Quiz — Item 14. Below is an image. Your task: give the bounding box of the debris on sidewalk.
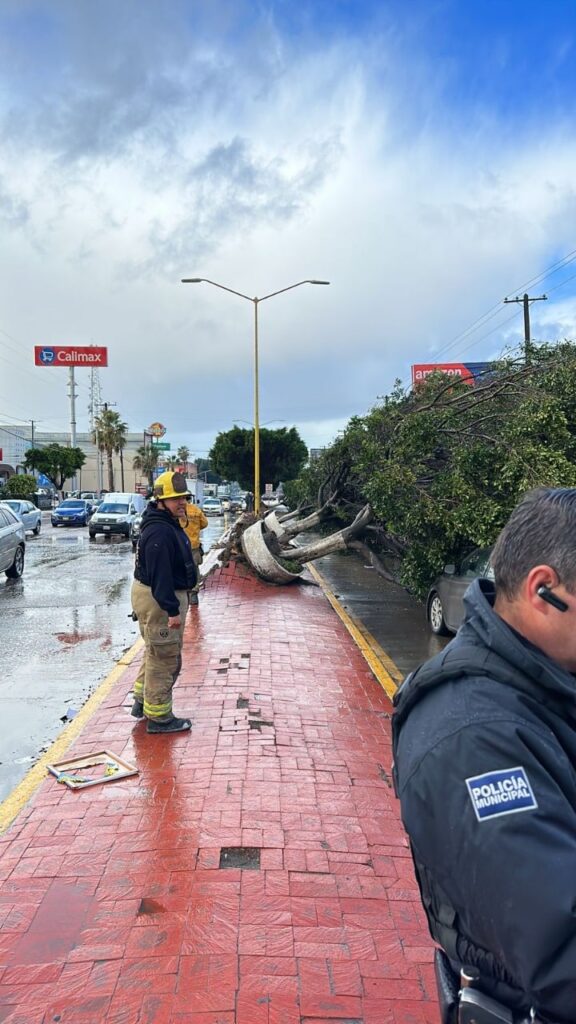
[47,749,138,789]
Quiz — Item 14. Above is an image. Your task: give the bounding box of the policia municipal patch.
[465,766,538,821]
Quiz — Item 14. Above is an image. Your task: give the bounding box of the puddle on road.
[54,631,99,645]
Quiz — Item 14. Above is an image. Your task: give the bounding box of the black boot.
[131,699,144,718]
[147,715,192,734]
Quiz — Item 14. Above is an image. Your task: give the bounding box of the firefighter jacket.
[393,577,576,1024]
[179,504,208,550]
[134,504,197,616]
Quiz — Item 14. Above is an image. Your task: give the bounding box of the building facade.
[0,426,149,492]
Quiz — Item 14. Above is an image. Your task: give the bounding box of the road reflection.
[0,512,227,800]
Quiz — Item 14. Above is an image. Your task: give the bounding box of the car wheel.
[6,545,24,579]
[428,592,450,635]
[52,523,58,528]
[33,521,41,535]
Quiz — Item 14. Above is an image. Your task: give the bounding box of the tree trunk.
[272,494,338,541]
[278,504,373,564]
[107,450,115,491]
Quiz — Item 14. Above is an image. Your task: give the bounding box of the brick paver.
[0,562,436,1023]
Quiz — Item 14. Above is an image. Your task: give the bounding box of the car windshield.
[99,503,129,514]
[60,500,85,508]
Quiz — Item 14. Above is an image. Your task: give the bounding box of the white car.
[201,497,223,516]
[0,500,42,535]
[0,505,26,578]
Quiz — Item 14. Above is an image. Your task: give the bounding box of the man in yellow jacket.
[179,499,208,604]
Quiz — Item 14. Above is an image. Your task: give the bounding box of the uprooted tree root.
[209,504,377,586]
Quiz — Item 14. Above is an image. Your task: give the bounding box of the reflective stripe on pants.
[131,580,189,720]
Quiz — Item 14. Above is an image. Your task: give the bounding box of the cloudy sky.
[1,0,576,461]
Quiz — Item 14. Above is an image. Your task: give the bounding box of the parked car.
[89,492,147,539]
[51,499,94,528]
[0,505,26,578]
[0,500,42,535]
[201,497,223,516]
[229,496,246,512]
[426,546,494,635]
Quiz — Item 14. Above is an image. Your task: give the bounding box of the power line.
[430,247,576,363]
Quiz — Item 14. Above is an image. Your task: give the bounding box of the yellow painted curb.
[307,563,403,699]
[0,637,144,835]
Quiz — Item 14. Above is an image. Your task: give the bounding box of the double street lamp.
[181,277,330,515]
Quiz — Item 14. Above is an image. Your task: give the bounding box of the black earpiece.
[536,585,569,613]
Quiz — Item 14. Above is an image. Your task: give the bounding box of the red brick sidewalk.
[0,563,437,1024]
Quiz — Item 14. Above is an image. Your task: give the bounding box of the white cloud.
[1,2,576,459]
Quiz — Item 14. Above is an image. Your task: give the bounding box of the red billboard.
[411,362,491,387]
[34,346,108,367]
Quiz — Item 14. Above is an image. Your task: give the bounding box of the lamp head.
[181,278,204,283]
[308,280,330,285]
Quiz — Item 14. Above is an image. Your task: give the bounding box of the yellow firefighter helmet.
[152,471,191,500]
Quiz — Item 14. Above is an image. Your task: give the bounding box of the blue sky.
[1,0,576,459]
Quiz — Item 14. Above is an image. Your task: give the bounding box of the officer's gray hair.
[492,488,576,599]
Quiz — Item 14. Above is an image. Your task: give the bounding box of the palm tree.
[92,408,128,492]
[132,444,160,489]
[177,445,190,468]
[163,455,180,470]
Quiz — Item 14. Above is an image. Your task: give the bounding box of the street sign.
[34,345,108,367]
[147,422,166,438]
[152,442,170,450]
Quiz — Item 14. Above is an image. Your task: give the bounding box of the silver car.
[0,499,42,535]
[0,505,26,579]
[426,546,494,635]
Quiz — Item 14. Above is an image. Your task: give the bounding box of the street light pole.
[181,277,329,515]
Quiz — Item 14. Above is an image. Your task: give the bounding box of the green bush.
[1,474,37,500]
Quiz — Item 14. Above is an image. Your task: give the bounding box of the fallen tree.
[214,341,576,591]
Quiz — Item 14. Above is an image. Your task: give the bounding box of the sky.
[1,0,576,462]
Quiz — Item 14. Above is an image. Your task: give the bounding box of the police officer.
[131,471,197,733]
[393,488,576,1024]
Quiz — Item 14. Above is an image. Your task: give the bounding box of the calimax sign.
[34,346,108,367]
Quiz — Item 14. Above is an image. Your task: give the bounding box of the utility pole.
[67,367,78,491]
[503,292,547,365]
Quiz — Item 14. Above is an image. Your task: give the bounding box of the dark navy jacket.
[393,578,576,1024]
[134,505,197,616]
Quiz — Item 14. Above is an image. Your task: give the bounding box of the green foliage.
[210,426,308,492]
[24,445,86,490]
[1,474,37,499]
[92,408,128,492]
[292,343,576,597]
[132,445,160,487]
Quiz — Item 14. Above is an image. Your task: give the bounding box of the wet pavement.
[0,559,436,1024]
[312,549,449,681]
[0,512,227,801]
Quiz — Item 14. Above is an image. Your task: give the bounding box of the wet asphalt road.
[313,548,449,681]
[0,511,226,802]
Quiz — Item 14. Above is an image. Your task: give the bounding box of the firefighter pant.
[131,580,189,721]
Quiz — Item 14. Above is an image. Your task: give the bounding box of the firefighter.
[179,498,208,605]
[131,471,197,733]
